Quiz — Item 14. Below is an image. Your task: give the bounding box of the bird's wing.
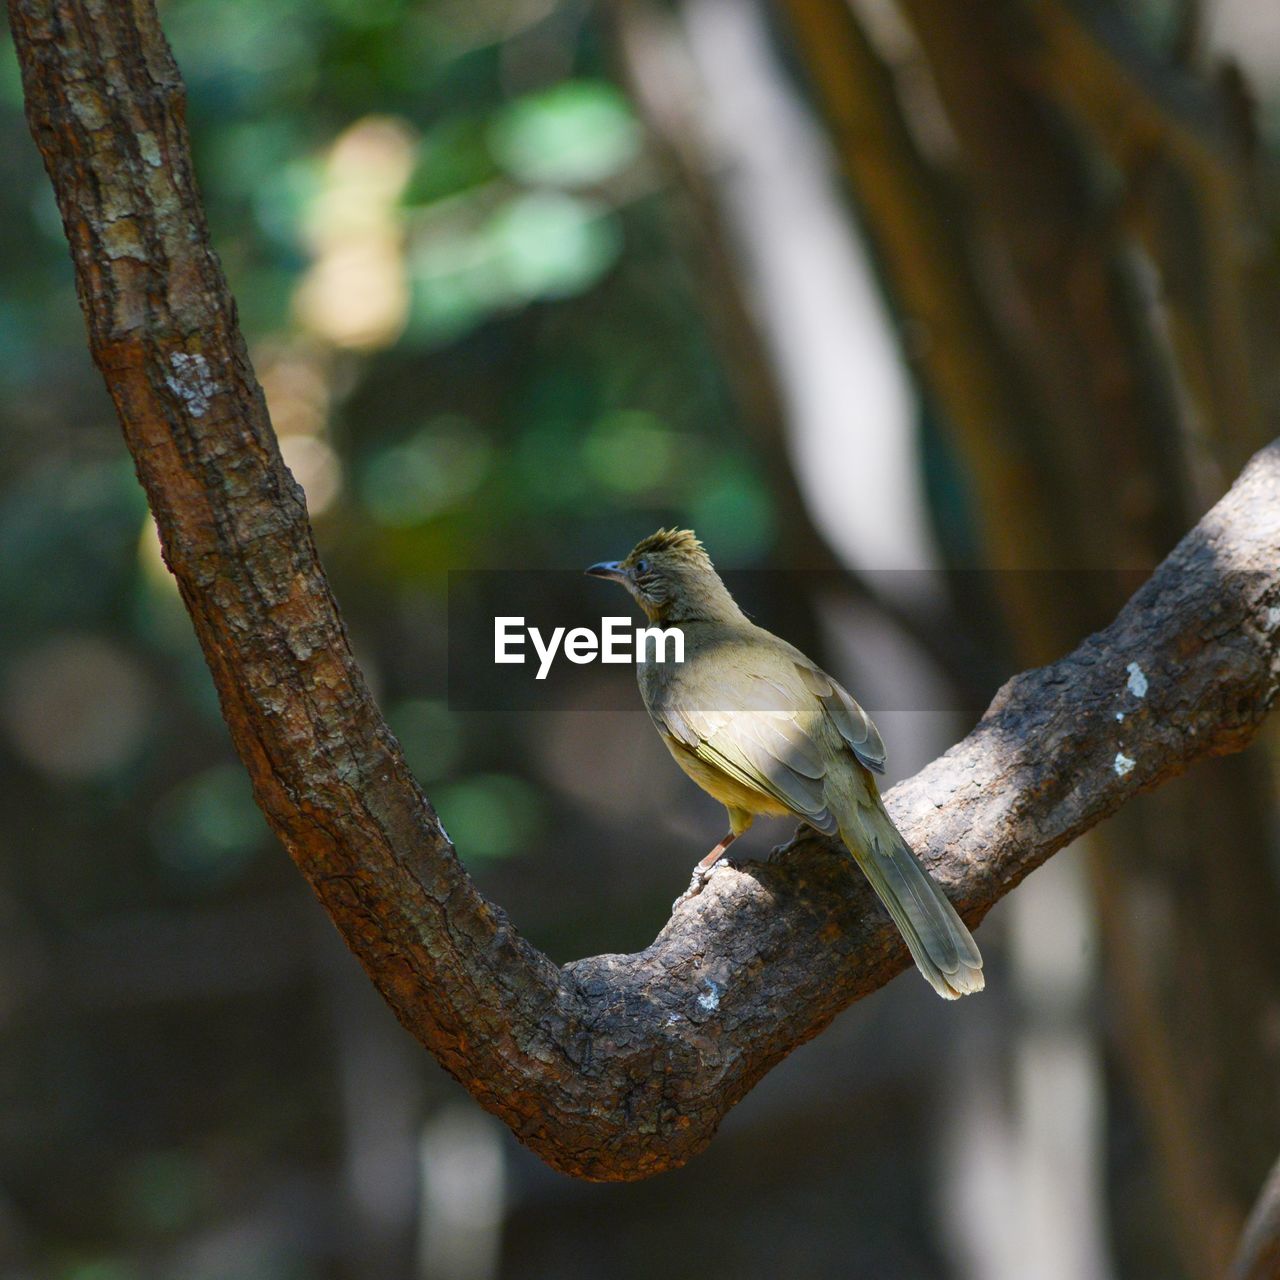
[655,670,840,833]
[794,662,887,774]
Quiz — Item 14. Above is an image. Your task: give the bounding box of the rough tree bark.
[10,0,1280,1183]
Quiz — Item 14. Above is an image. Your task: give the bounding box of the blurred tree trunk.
[609,0,1001,714]
[1234,1150,1280,1280]
[775,1,1280,1275]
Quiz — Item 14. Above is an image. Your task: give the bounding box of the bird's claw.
[672,863,717,913]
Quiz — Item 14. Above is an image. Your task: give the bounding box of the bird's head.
[586,528,741,624]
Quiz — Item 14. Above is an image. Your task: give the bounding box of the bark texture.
[10,0,1280,1182]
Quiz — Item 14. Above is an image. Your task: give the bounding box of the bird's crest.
[625,528,709,566]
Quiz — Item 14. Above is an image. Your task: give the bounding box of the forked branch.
[10,0,1280,1182]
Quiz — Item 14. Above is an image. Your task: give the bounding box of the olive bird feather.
[587,529,983,1000]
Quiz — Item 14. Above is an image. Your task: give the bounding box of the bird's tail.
[837,798,984,1000]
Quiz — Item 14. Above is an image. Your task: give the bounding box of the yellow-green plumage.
[587,528,983,1000]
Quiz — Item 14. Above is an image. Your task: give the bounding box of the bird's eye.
[635,558,650,575]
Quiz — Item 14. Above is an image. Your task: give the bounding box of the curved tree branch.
[10,0,1280,1182]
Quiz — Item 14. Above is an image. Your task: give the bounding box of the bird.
[586,528,983,1000]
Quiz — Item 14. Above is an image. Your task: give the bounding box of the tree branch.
[10,0,1280,1183]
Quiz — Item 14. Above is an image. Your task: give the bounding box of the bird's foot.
[671,861,729,913]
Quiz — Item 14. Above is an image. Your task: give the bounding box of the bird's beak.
[585,560,629,584]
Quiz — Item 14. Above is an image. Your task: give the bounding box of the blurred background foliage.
[2,0,1280,1278]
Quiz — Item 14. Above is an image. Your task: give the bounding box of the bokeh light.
[3,635,154,780]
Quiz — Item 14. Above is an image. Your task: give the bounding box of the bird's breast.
[659,732,792,818]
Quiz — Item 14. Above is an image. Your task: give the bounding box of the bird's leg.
[672,833,736,912]
[696,830,738,876]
